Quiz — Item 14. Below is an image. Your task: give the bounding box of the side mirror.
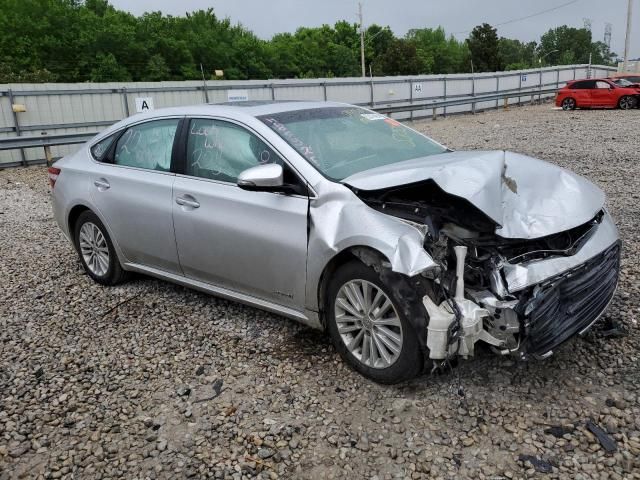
[237,163,284,191]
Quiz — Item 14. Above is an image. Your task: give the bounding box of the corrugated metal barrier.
[0,64,616,167]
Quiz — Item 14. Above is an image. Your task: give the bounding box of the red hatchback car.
[555,78,639,110]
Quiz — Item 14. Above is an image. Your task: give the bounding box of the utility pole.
[359,2,365,77]
[623,0,633,71]
[200,63,209,103]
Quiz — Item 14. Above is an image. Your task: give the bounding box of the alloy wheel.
[619,96,635,110]
[334,279,403,369]
[79,222,110,277]
[562,98,576,110]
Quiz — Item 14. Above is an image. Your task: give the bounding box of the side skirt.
[122,262,323,330]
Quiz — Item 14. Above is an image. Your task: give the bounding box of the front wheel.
[561,97,576,110]
[74,210,128,286]
[618,95,637,110]
[325,260,423,384]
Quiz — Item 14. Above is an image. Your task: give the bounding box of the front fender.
[305,185,436,313]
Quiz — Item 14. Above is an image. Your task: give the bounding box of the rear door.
[89,117,182,274]
[569,80,595,107]
[172,117,309,308]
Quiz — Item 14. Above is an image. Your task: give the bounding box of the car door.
[172,117,309,309]
[570,80,595,107]
[592,80,615,107]
[89,117,182,274]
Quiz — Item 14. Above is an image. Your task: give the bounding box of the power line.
[451,0,582,36]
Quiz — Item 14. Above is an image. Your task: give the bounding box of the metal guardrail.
[0,86,559,168]
[375,87,558,114]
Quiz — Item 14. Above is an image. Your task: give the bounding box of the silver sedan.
[50,101,620,384]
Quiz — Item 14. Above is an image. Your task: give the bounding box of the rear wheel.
[74,210,128,286]
[618,95,637,110]
[561,97,576,110]
[325,260,423,384]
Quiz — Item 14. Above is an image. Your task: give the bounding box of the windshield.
[614,78,633,86]
[257,107,447,181]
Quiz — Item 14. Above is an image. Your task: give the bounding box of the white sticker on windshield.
[360,113,386,121]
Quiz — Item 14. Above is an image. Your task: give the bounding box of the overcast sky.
[110,0,639,59]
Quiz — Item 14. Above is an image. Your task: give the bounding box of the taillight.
[48,166,61,189]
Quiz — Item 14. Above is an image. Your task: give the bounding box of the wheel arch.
[66,204,127,265]
[317,246,390,329]
[68,204,91,249]
[318,244,431,358]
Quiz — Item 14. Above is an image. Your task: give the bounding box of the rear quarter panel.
[52,148,126,261]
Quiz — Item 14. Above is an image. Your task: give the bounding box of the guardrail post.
[516,72,522,106]
[370,77,375,107]
[539,69,543,103]
[556,68,560,89]
[322,82,327,101]
[409,79,414,121]
[7,89,27,166]
[443,77,447,117]
[471,75,476,114]
[44,144,53,166]
[271,83,276,101]
[495,76,500,109]
[121,87,130,117]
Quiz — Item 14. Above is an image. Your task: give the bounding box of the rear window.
[90,134,117,161]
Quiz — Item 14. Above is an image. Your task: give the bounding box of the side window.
[185,119,280,183]
[113,119,179,171]
[596,81,611,89]
[90,134,117,162]
[573,81,595,89]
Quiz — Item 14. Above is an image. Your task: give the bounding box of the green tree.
[144,54,170,81]
[466,23,501,72]
[538,26,592,65]
[90,52,131,81]
[375,39,423,76]
[498,38,537,70]
[407,27,469,73]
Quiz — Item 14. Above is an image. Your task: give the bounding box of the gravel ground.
[1,104,639,480]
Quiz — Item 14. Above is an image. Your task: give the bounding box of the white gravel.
[1,104,639,479]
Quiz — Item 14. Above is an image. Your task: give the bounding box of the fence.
[0,64,616,167]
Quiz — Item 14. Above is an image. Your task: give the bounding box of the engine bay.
[350,180,617,363]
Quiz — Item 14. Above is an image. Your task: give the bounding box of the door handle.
[94,178,110,190]
[175,195,200,209]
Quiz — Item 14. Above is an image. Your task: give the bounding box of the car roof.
[92,100,358,144]
[124,100,352,123]
[568,78,611,83]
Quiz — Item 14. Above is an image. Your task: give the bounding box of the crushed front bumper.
[483,211,620,359]
[518,241,620,358]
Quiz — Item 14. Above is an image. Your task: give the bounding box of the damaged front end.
[350,170,620,363]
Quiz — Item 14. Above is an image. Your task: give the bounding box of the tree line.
[0,0,617,83]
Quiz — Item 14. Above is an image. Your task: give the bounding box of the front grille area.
[523,242,620,357]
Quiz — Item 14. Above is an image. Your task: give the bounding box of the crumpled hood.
[342,150,605,239]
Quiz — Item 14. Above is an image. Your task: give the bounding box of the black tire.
[325,260,423,384]
[561,97,576,110]
[74,210,128,286]
[618,95,637,110]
